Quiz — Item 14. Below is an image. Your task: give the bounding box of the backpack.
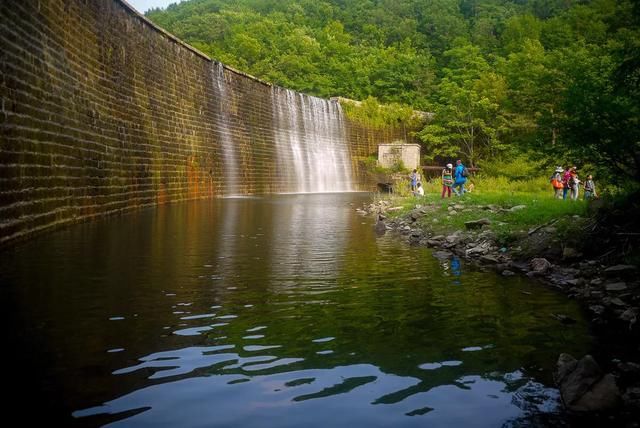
[461,167,469,178]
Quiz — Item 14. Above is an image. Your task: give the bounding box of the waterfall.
[212,62,239,195]
[272,87,353,193]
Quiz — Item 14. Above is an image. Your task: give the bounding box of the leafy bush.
[341,97,423,129]
[477,154,546,181]
[472,176,550,193]
[357,155,408,174]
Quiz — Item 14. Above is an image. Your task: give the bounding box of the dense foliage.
[147,0,640,183]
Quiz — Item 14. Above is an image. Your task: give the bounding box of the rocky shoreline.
[361,198,640,420]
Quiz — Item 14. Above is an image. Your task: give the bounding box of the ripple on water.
[75,361,562,427]
[180,313,216,320]
[217,315,238,320]
[311,337,335,343]
[418,360,463,371]
[243,345,282,352]
[461,346,487,352]
[80,337,562,425]
[173,326,213,336]
[242,335,265,340]
[112,345,237,379]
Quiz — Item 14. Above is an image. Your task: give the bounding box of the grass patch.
[382,177,589,246]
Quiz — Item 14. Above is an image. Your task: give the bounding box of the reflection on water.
[0,194,592,427]
[440,255,462,286]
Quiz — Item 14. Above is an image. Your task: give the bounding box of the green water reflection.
[0,194,592,427]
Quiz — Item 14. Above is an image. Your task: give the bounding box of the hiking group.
[410,160,470,198]
[549,166,597,201]
[441,160,468,198]
[411,161,597,201]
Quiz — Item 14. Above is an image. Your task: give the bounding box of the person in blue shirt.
[452,159,467,196]
[409,169,419,192]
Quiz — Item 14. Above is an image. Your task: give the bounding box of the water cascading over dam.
[272,87,353,193]
[0,0,416,245]
[211,62,240,195]
[212,68,353,195]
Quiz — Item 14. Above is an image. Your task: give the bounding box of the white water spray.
[272,87,353,193]
[212,62,239,195]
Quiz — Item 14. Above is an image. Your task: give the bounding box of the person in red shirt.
[569,167,580,200]
[562,166,572,200]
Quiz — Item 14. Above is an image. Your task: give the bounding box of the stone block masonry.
[0,0,413,245]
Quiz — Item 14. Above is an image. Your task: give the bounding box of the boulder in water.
[554,354,621,412]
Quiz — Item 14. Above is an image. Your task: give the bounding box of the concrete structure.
[378,144,421,170]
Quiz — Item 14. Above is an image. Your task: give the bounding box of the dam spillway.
[0,0,409,245]
[272,86,353,194]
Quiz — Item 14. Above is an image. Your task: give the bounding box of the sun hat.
[555,167,563,173]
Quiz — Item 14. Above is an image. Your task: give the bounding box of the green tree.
[419,42,508,167]
[501,39,564,149]
[557,40,640,182]
[501,14,542,54]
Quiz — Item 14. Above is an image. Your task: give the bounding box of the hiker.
[562,166,571,200]
[569,167,580,200]
[409,169,419,192]
[441,163,453,198]
[583,175,597,200]
[452,160,467,196]
[414,181,425,197]
[550,167,564,199]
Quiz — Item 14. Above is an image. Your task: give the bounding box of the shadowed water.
[0,193,592,427]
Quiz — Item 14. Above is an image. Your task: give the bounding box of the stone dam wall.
[0,0,416,245]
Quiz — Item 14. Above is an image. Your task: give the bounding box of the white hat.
[555,167,563,173]
[446,163,453,169]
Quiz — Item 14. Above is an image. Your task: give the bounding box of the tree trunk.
[551,108,556,146]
